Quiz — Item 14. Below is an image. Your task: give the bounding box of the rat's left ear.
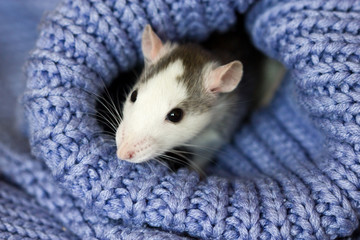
[206,61,243,93]
[141,24,163,63]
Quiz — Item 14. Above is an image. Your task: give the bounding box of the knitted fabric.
[0,1,189,239]
[0,0,358,239]
[0,1,76,239]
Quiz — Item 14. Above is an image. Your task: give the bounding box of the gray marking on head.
[138,44,219,114]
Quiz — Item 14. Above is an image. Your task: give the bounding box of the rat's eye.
[166,108,184,123]
[130,89,138,103]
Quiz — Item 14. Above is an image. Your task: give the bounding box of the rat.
[115,25,244,170]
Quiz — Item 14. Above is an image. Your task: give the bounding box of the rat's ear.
[141,24,163,63]
[206,61,243,93]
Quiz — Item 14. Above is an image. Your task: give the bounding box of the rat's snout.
[116,147,135,160]
[116,140,135,160]
[116,136,155,163]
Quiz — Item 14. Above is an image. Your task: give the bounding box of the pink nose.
[117,149,135,160]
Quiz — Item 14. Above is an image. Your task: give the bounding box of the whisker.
[154,148,206,175]
[83,88,122,126]
[79,110,119,133]
[179,143,216,153]
[163,151,207,177]
[159,145,219,164]
[146,161,156,176]
[93,117,117,133]
[153,157,175,174]
[91,131,116,139]
[115,87,124,120]
[89,130,115,137]
[156,154,187,169]
[101,84,123,125]
[168,149,205,158]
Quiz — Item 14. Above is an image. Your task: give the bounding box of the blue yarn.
[0,0,359,239]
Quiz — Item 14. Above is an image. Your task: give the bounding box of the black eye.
[166,108,184,123]
[130,89,138,103]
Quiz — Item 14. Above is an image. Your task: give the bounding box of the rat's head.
[115,25,243,163]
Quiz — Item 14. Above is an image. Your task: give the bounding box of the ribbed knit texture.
[0,0,359,239]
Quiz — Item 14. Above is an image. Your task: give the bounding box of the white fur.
[116,59,212,163]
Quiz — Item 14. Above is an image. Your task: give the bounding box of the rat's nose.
[126,151,135,159]
[117,147,135,160]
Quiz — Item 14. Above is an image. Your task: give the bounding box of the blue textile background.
[0,0,359,239]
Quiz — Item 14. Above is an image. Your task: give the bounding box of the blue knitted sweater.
[0,0,359,239]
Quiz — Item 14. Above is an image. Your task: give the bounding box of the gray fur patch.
[139,44,218,114]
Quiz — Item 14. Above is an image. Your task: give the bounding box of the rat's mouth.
[125,153,149,163]
[121,151,162,164]
[116,134,158,163]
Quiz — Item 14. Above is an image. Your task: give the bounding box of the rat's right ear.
[206,61,243,93]
[141,25,163,63]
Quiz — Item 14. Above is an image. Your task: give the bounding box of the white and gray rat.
[115,25,244,169]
